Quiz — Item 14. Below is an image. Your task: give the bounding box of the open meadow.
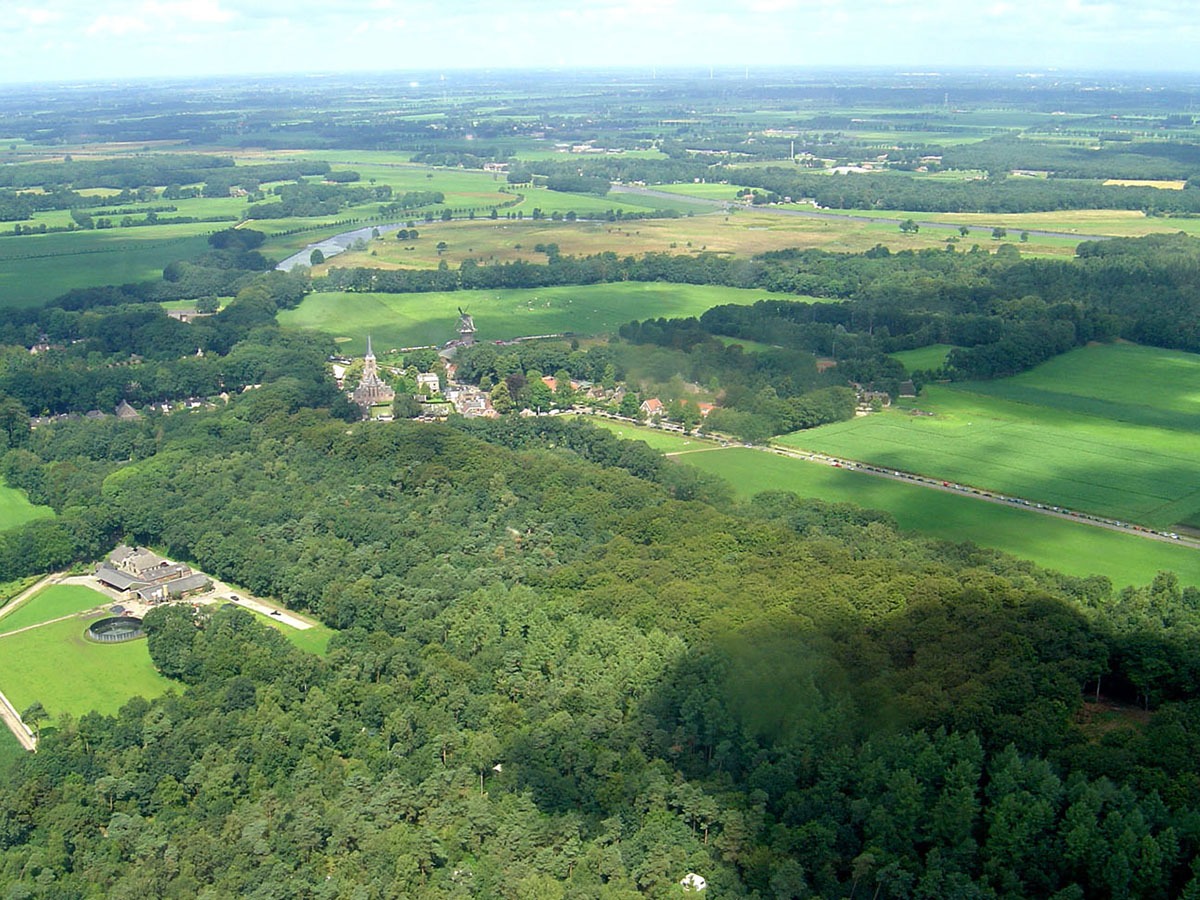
[0,584,109,634]
[579,416,723,454]
[779,344,1200,529]
[322,205,1037,272]
[0,606,174,726]
[680,447,1200,589]
[279,283,799,354]
[246,610,335,656]
[0,479,53,532]
[0,582,333,734]
[654,180,1200,243]
[889,343,957,372]
[0,228,215,308]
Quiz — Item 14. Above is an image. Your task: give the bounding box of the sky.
[2,0,1198,85]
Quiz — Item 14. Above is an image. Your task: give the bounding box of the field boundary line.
[762,443,1200,550]
[0,611,95,640]
[0,573,63,624]
[665,447,731,457]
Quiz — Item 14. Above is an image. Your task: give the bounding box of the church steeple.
[351,334,394,415]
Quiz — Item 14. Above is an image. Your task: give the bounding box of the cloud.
[143,0,235,24]
[16,7,64,26]
[3,0,1200,82]
[87,14,151,37]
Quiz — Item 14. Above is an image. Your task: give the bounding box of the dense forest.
[1,394,1200,895]
[7,69,1200,896]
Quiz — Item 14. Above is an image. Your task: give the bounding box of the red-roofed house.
[640,397,664,417]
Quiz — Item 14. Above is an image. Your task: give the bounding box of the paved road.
[609,184,1114,242]
[0,689,35,752]
[583,412,1198,552]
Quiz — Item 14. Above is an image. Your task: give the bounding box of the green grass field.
[890,344,957,372]
[246,609,335,656]
[965,343,1200,432]
[0,584,111,634]
[0,612,174,725]
[778,344,1200,529]
[0,228,215,307]
[580,416,720,454]
[680,448,1200,589]
[0,479,54,532]
[280,283,793,355]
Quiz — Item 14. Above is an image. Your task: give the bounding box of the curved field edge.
[678,447,1200,590]
[0,612,174,726]
[0,478,55,533]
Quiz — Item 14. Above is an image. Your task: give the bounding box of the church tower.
[352,335,395,413]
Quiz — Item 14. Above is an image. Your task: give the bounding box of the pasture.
[279,283,798,355]
[0,610,174,726]
[680,447,1200,589]
[889,343,956,372]
[580,416,721,454]
[0,479,53,532]
[0,228,214,308]
[778,344,1200,529]
[325,207,1016,272]
[964,343,1200,431]
[0,584,108,635]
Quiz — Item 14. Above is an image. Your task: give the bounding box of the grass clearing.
[246,609,335,656]
[778,344,1200,528]
[0,478,54,532]
[1103,179,1186,189]
[890,344,956,372]
[0,612,173,725]
[580,416,719,454]
[680,448,1200,588]
[280,283,797,355]
[0,584,111,634]
[326,204,1076,272]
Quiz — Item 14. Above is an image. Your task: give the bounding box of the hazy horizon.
[3,0,1198,86]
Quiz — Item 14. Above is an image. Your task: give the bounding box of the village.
[331,309,900,429]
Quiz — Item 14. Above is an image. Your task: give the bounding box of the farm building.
[115,400,141,421]
[95,546,210,602]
